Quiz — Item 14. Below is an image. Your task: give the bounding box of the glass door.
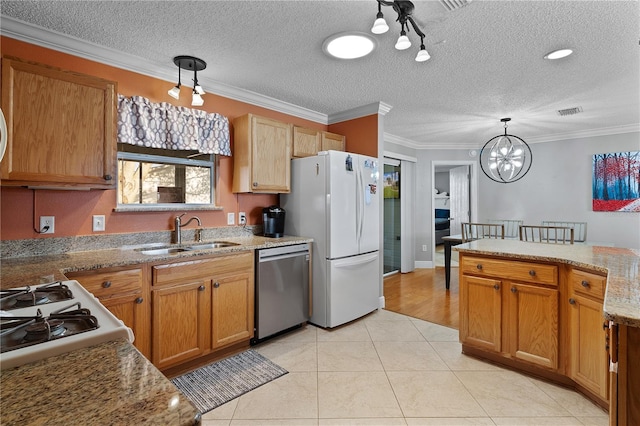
[383,160,401,275]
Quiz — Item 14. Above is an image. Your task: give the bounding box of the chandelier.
[479,118,533,183]
[167,55,206,106]
[371,0,431,62]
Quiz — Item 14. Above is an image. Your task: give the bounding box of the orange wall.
[329,114,379,158]
[0,37,331,240]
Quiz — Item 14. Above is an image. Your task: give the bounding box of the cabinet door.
[101,292,151,359]
[152,281,211,369]
[508,283,559,369]
[460,275,502,352]
[212,272,254,349]
[292,126,320,158]
[1,56,116,188]
[569,293,609,400]
[321,131,345,152]
[251,115,291,192]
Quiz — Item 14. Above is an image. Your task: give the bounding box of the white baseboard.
[378,296,385,309]
[415,261,433,269]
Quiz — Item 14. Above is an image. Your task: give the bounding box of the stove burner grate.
[23,319,66,341]
[0,282,74,311]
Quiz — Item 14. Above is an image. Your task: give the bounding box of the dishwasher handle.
[258,251,310,263]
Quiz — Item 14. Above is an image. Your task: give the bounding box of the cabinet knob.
[104,175,112,181]
[102,281,112,288]
[213,282,220,288]
[198,285,205,291]
[493,284,500,290]
[510,287,517,293]
[581,280,590,288]
[569,298,576,305]
[252,182,258,187]
[135,297,143,304]
[476,264,483,270]
[529,270,536,277]
[603,321,609,331]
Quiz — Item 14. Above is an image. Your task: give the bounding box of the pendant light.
[479,118,533,183]
[168,55,207,106]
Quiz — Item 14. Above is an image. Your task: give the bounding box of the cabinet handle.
[569,298,576,305]
[104,175,112,181]
[476,264,483,270]
[493,284,500,290]
[198,285,205,291]
[510,287,517,293]
[581,280,590,288]
[213,282,220,288]
[529,270,536,277]
[135,297,143,304]
[102,281,112,288]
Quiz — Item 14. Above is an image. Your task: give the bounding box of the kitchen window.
[117,143,216,207]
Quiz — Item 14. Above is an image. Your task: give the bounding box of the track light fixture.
[168,55,207,106]
[479,118,533,184]
[371,0,430,62]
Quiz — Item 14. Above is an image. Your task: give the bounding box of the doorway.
[383,159,401,275]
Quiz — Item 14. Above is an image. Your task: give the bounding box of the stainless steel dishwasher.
[253,243,311,343]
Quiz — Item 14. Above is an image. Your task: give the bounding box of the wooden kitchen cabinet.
[1,55,117,189]
[151,251,254,370]
[459,254,559,370]
[568,268,609,401]
[610,324,640,426]
[321,131,345,152]
[292,126,321,158]
[232,114,291,193]
[66,266,151,359]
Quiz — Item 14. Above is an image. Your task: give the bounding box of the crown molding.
[525,123,640,144]
[0,16,328,124]
[328,102,393,124]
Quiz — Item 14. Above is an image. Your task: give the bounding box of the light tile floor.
[201,309,609,426]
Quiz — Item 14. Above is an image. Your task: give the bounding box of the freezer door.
[326,252,379,328]
[357,155,380,254]
[327,151,358,259]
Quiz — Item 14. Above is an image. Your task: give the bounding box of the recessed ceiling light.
[323,32,376,60]
[544,48,573,60]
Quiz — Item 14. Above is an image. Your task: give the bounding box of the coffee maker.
[262,206,286,238]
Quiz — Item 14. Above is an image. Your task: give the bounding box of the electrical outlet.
[239,212,246,225]
[227,212,235,225]
[40,216,55,234]
[92,215,106,232]
[422,244,427,252]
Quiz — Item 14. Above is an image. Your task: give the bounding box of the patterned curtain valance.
[117,94,231,156]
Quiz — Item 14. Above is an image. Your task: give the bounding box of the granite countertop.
[0,234,313,288]
[1,339,200,426]
[455,239,640,327]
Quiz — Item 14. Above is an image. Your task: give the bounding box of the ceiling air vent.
[557,106,583,116]
[438,0,473,12]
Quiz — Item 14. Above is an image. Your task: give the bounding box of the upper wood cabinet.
[232,114,291,193]
[321,131,345,152]
[292,126,346,158]
[1,56,117,189]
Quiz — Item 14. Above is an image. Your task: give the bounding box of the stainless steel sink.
[136,241,240,255]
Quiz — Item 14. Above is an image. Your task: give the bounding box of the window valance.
[117,94,231,156]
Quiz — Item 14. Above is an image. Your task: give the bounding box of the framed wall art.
[592,151,640,212]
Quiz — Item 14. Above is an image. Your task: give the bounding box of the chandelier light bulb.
[371,17,389,34]
[167,85,180,100]
[194,84,205,95]
[395,33,411,50]
[191,92,204,106]
[415,47,430,62]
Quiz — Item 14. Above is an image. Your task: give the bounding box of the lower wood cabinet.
[610,324,640,426]
[66,266,151,359]
[151,251,254,370]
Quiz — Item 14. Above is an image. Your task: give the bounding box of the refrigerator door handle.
[357,166,365,245]
[334,254,378,268]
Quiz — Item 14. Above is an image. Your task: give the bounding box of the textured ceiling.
[1,0,639,149]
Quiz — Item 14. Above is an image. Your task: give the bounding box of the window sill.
[113,204,224,213]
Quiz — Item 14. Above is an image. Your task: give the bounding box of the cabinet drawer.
[153,251,253,286]
[570,269,606,300]
[461,256,558,286]
[69,268,143,298]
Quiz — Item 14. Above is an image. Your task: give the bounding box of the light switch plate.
[93,215,106,232]
[227,212,235,225]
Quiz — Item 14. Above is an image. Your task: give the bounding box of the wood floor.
[383,266,459,329]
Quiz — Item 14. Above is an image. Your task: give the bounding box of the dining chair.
[541,221,587,242]
[519,225,575,244]
[461,222,505,242]
[487,219,523,238]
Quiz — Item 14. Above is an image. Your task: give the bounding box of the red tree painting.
[592,151,640,212]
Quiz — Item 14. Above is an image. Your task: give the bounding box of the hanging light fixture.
[479,118,533,184]
[370,0,430,62]
[168,55,207,106]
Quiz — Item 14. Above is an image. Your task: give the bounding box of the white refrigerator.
[281,150,381,328]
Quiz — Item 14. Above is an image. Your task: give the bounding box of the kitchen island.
[455,239,639,425]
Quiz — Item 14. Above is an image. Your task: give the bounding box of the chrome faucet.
[174,213,202,245]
